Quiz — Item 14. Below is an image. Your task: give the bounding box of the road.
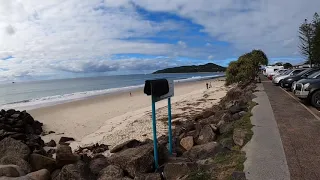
[260,77,320,180]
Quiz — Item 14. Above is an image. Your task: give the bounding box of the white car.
[272,69,305,85]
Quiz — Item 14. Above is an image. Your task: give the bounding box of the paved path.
[244,83,290,180]
[261,78,320,180]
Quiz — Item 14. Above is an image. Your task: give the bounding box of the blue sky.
[0,0,319,81]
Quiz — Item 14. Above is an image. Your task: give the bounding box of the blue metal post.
[151,96,159,169]
[167,97,173,155]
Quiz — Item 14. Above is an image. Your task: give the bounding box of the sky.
[0,0,319,81]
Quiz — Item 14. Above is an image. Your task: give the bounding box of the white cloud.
[208,55,214,60]
[177,40,187,48]
[206,43,211,47]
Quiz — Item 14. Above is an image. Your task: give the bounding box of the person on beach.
[206,83,209,89]
[130,92,132,97]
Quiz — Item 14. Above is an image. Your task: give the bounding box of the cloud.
[177,41,187,48]
[208,55,214,60]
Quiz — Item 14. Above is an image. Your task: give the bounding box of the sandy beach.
[29,78,228,150]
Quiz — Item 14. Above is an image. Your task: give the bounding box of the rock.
[182,142,219,161]
[58,160,93,180]
[134,173,161,180]
[163,162,197,180]
[89,156,109,175]
[239,111,247,117]
[29,153,56,172]
[229,104,241,114]
[233,128,247,146]
[0,156,31,174]
[232,113,241,121]
[0,137,30,160]
[221,113,232,122]
[108,143,154,177]
[98,165,124,180]
[180,136,194,151]
[26,169,51,180]
[51,169,61,180]
[220,138,234,150]
[0,165,25,177]
[46,140,56,147]
[195,125,216,145]
[47,149,56,158]
[76,143,109,155]
[56,145,78,167]
[219,122,234,134]
[110,139,142,153]
[232,171,246,180]
[58,137,75,145]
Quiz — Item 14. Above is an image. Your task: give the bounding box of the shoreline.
[29,77,228,149]
[1,75,225,111]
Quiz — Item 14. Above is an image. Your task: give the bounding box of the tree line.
[299,12,320,66]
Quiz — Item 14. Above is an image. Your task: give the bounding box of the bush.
[226,49,268,85]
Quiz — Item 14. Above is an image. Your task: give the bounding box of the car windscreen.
[308,70,320,78]
[292,69,305,75]
[283,70,293,75]
[296,69,311,76]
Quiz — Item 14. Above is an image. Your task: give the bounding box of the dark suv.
[281,68,320,89]
[293,73,320,108]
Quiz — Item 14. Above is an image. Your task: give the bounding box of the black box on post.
[144,79,169,97]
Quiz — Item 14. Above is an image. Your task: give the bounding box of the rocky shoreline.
[0,82,256,180]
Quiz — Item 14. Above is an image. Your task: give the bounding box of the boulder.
[0,156,31,174]
[134,173,161,180]
[110,139,142,153]
[232,113,241,121]
[239,111,247,117]
[45,140,56,147]
[29,153,56,172]
[182,142,219,161]
[108,143,154,177]
[98,165,124,180]
[26,169,51,180]
[51,169,61,180]
[0,137,30,160]
[56,145,78,167]
[220,138,234,150]
[219,122,233,134]
[221,113,232,122]
[58,160,93,180]
[210,124,218,132]
[0,164,25,177]
[89,156,109,175]
[195,125,216,145]
[229,104,241,114]
[180,136,194,151]
[232,171,246,180]
[163,162,197,180]
[233,129,247,147]
[58,137,75,145]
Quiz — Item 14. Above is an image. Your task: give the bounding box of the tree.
[283,63,293,69]
[299,12,320,67]
[274,62,283,66]
[226,49,268,85]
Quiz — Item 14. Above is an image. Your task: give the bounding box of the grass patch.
[213,101,257,180]
[188,170,211,180]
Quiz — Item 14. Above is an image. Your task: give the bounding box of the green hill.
[153,63,226,74]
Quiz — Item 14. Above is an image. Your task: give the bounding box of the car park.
[272,69,305,85]
[267,69,287,80]
[281,68,320,89]
[263,66,284,76]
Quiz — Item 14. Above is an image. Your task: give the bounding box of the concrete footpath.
[243,83,290,180]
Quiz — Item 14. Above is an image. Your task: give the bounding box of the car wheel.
[279,80,284,87]
[311,90,320,108]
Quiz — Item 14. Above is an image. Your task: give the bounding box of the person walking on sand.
[130,92,132,97]
[206,83,209,89]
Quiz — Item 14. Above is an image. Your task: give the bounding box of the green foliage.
[274,62,283,66]
[188,170,211,180]
[153,63,226,74]
[226,50,268,85]
[299,12,320,66]
[283,62,293,69]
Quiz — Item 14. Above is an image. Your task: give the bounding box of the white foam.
[1,74,224,110]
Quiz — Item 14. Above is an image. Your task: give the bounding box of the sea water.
[0,73,224,110]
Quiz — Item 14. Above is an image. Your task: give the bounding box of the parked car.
[281,68,320,89]
[293,78,320,108]
[267,69,287,80]
[263,66,284,76]
[272,69,305,85]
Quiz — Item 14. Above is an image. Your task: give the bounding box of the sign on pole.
[144,79,174,169]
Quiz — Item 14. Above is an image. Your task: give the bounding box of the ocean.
[0,72,224,110]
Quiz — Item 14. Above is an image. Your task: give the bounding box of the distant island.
[153,63,226,74]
